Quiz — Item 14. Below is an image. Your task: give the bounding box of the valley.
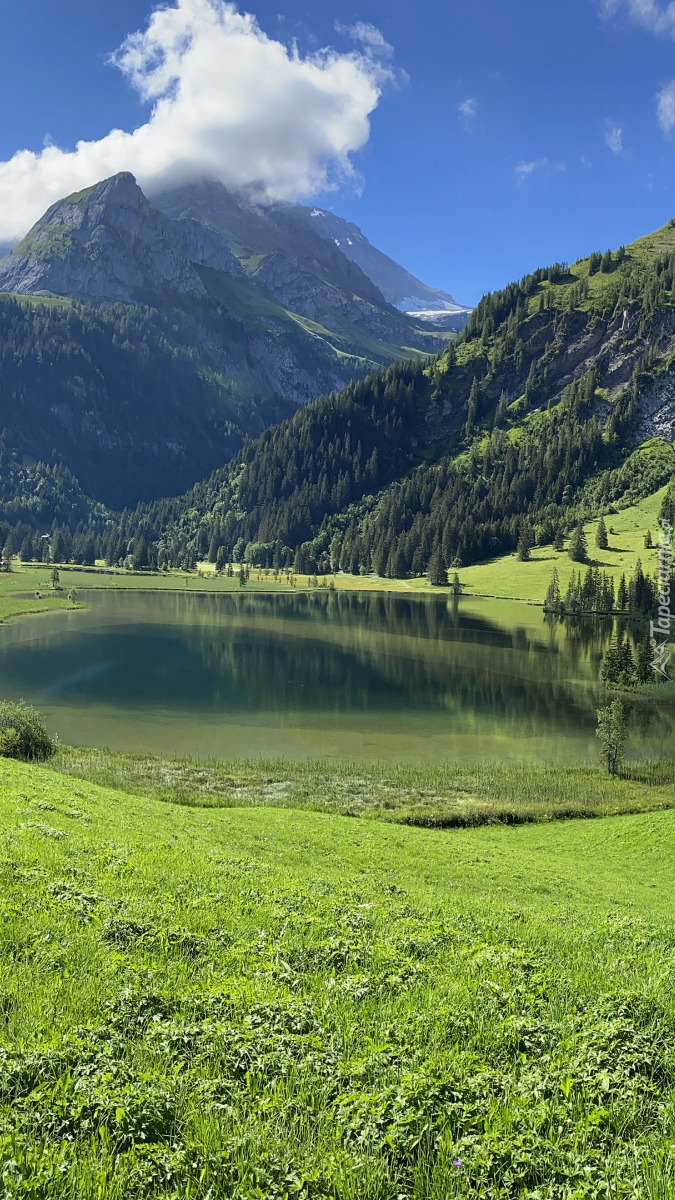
[1,174,675,1199]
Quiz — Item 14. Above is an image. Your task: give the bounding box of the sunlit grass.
[53,744,675,828]
[1,755,675,1195]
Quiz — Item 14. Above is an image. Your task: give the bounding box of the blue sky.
[2,0,675,304]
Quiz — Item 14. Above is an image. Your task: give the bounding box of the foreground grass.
[1,756,675,1196]
[53,745,675,827]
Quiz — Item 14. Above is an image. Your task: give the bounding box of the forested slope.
[108,229,675,573]
[3,221,675,573]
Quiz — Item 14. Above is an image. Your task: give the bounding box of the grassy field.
[53,744,675,828]
[448,484,670,603]
[1,754,675,1197]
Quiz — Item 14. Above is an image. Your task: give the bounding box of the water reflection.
[0,590,671,762]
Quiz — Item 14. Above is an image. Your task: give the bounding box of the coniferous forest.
[2,228,675,585]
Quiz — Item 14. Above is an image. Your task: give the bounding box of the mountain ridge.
[0,173,443,506]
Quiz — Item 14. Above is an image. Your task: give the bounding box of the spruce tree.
[635,637,654,684]
[464,377,479,439]
[618,638,636,686]
[568,522,588,563]
[600,640,622,685]
[544,568,562,613]
[517,526,533,561]
[595,517,608,550]
[427,548,448,587]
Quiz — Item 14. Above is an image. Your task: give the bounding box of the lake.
[0,589,671,762]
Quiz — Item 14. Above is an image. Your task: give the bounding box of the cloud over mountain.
[0,0,391,242]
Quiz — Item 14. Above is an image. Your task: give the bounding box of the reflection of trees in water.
[626,696,675,747]
[89,589,674,747]
[183,605,601,737]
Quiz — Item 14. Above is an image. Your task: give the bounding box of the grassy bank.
[53,745,675,828]
[2,755,675,1196]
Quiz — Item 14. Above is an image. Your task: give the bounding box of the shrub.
[0,701,56,761]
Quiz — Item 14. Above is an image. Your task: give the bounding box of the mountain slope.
[0,174,441,506]
[151,180,441,344]
[274,201,471,327]
[117,227,675,571]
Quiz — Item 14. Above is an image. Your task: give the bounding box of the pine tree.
[464,377,479,439]
[568,522,588,563]
[427,548,448,586]
[517,525,533,561]
[544,568,562,613]
[617,574,628,610]
[595,516,608,550]
[601,640,622,685]
[644,529,653,549]
[635,637,654,684]
[618,638,636,685]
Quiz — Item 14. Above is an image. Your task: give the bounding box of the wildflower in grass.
[453,1158,462,1167]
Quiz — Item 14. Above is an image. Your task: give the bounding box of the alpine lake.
[0,587,671,763]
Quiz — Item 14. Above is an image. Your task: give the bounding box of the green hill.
[107,223,675,577]
[2,754,675,1196]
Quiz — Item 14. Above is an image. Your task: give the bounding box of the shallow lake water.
[0,589,671,762]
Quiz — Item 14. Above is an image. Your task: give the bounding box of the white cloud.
[458,97,478,127]
[515,157,565,184]
[599,0,675,35]
[657,79,675,130]
[604,121,624,152]
[0,0,393,242]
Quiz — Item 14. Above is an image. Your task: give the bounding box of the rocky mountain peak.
[0,172,207,304]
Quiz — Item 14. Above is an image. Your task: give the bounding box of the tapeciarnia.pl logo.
[651,518,673,679]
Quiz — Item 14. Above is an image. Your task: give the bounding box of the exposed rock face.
[0,173,211,303]
[152,180,432,347]
[274,201,471,323]
[634,373,675,444]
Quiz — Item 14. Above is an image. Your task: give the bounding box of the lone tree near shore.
[596,700,627,775]
[427,549,448,586]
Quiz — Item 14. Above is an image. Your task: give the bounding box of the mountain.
[0,174,441,507]
[150,180,454,339]
[270,202,471,330]
[108,224,675,573]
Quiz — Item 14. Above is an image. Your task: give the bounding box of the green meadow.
[1,755,675,1197]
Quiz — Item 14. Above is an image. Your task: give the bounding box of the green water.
[0,589,671,762]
